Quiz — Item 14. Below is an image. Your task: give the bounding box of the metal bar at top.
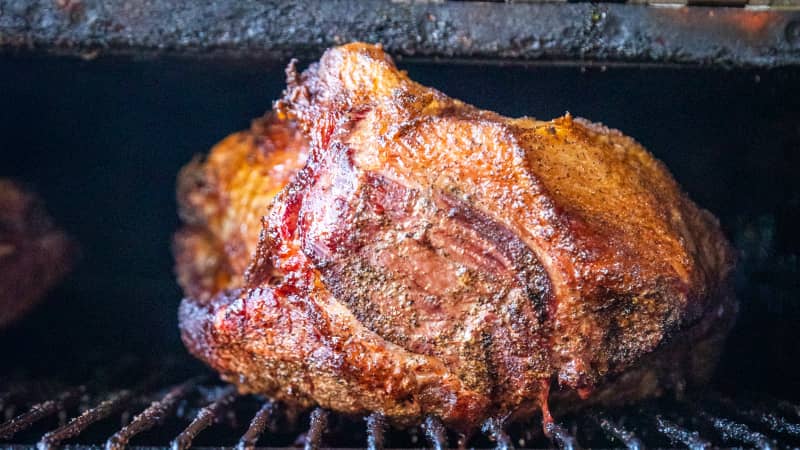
[0,0,799,67]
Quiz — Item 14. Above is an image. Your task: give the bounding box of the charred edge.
[178,296,225,371]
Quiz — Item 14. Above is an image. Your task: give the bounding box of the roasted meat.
[176,43,736,431]
[0,180,75,328]
[173,114,308,301]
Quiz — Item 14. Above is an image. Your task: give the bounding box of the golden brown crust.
[178,43,736,431]
[173,114,309,301]
[0,180,76,328]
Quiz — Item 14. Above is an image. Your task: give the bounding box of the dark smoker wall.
[0,55,799,399]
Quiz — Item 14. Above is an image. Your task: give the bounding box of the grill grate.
[365,412,387,450]
[590,414,642,450]
[39,389,134,450]
[0,387,85,441]
[482,417,513,450]
[2,368,800,449]
[655,415,713,450]
[170,385,237,450]
[237,401,275,450]
[422,416,448,450]
[106,377,202,450]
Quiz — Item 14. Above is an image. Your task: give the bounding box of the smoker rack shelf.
[2,367,800,450]
[1,0,799,68]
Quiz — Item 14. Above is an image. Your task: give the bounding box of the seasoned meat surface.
[177,43,736,431]
[174,114,308,301]
[0,180,75,328]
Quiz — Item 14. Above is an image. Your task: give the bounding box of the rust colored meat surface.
[175,43,736,431]
[173,114,309,301]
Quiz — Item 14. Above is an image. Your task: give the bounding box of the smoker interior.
[1,55,799,448]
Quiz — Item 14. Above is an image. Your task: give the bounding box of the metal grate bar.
[697,410,775,449]
[482,417,514,450]
[38,389,133,450]
[423,416,448,450]
[655,415,711,450]
[0,387,84,440]
[105,378,200,450]
[170,385,237,450]
[712,395,800,438]
[545,422,580,450]
[751,409,800,437]
[365,412,386,450]
[592,414,643,450]
[237,401,275,450]
[5,369,800,449]
[303,408,328,450]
